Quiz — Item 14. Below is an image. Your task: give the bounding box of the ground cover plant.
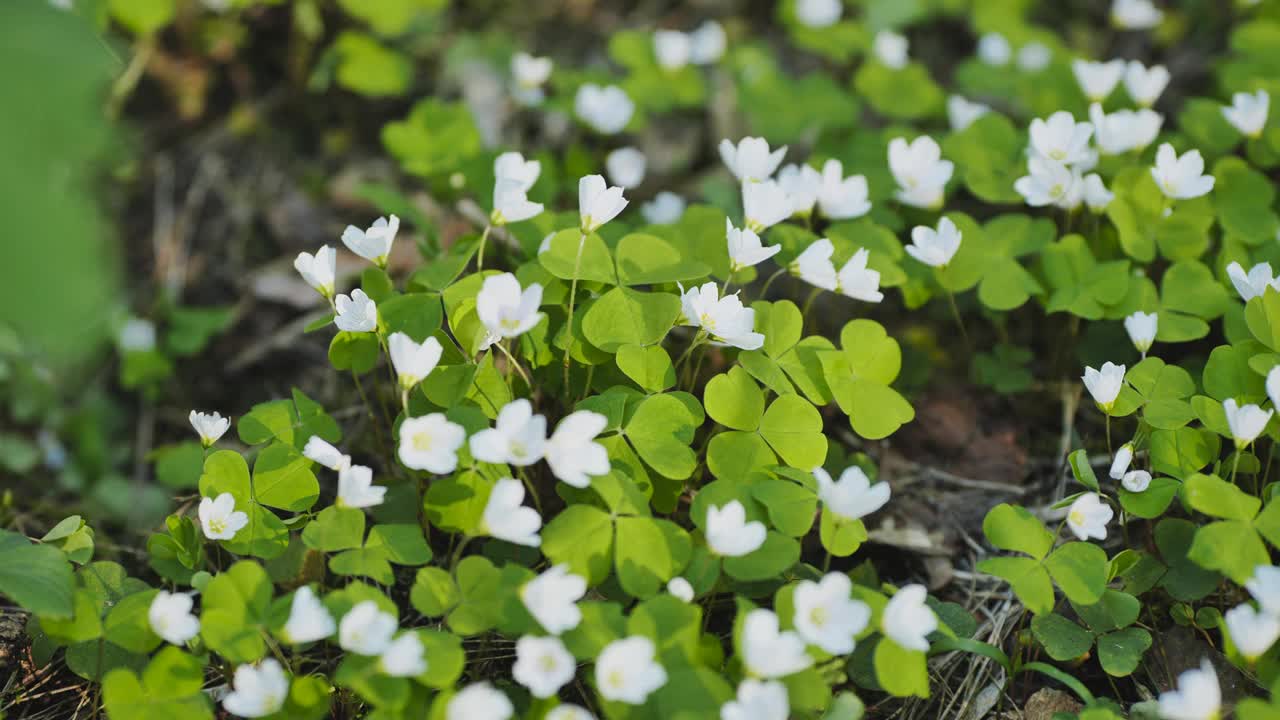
[7,0,1280,718]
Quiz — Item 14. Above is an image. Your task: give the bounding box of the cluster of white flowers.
[652,20,726,70]
[1222,565,1280,664]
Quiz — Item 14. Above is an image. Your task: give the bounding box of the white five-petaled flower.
[149,590,200,646]
[1247,565,1280,616]
[294,245,336,298]
[792,238,838,291]
[511,52,552,106]
[653,29,692,71]
[837,248,884,303]
[199,493,249,541]
[337,464,386,509]
[521,563,587,635]
[1223,89,1270,138]
[334,289,378,333]
[793,573,871,655]
[379,633,428,677]
[690,20,726,64]
[1122,469,1152,493]
[881,584,938,652]
[574,84,634,135]
[482,478,542,547]
[778,163,821,216]
[513,635,576,698]
[795,0,842,28]
[1016,42,1052,72]
[1112,0,1163,29]
[1223,398,1273,448]
[283,586,335,644]
[388,332,443,390]
[1225,603,1280,660]
[873,30,909,69]
[1123,61,1169,106]
[338,601,397,655]
[448,682,514,720]
[720,679,789,720]
[596,636,668,704]
[720,137,787,184]
[606,146,647,189]
[1015,154,1077,208]
[727,219,782,273]
[1124,311,1158,354]
[668,577,695,602]
[303,436,351,472]
[470,399,547,467]
[1082,362,1126,410]
[223,659,289,718]
[1029,111,1095,165]
[705,500,767,557]
[888,136,953,209]
[1151,143,1215,200]
[1083,173,1115,212]
[476,272,544,348]
[1089,104,1163,155]
[741,608,813,678]
[1066,492,1113,541]
[1072,59,1126,102]
[642,192,686,225]
[815,159,871,219]
[189,410,230,447]
[977,33,1011,66]
[905,216,963,268]
[545,410,611,488]
[494,151,541,191]
[491,178,544,226]
[341,215,398,267]
[398,413,466,474]
[1110,443,1134,480]
[1157,659,1221,720]
[679,281,765,350]
[814,466,890,522]
[947,95,991,131]
[1228,261,1279,302]
[579,174,629,234]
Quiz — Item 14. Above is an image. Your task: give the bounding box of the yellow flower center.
[809,606,828,628]
[607,669,625,690]
[539,654,559,672]
[412,431,434,452]
[1069,509,1085,527]
[208,518,226,535]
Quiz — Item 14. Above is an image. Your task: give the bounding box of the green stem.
[1105,413,1112,457]
[450,536,473,575]
[562,231,588,385]
[516,465,543,516]
[756,267,787,300]
[495,341,531,389]
[944,287,971,353]
[475,224,492,272]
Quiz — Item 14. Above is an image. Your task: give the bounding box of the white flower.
[881,584,938,652]
[223,659,288,718]
[282,586,335,644]
[388,332,443,390]
[1247,565,1280,616]
[482,478,542,546]
[1082,173,1115,212]
[720,679,789,720]
[398,413,466,474]
[494,151,541,191]
[1224,398,1273,448]
[1268,366,1280,410]
[888,136,953,209]
[491,178,544,226]
[1228,261,1279,302]
[906,216,963,268]
[470,399,546,467]
[476,272,544,347]
[1157,659,1221,720]
[189,410,230,447]
[1223,90,1270,138]
[1072,59,1125,102]
[341,215,398,267]
[720,137,787,183]
[873,30,909,69]
[947,95,991,131]
[117,316,156,352]
[596,636,667,704]
[606,147,647,189]
[379,633,427,677]
[574,84,634,134]
[1082,362,1126,409]
[448,683,513,720]
[337,464,386,509]
[678,281,765,350]
[706,500,767,557]
[199,493,249,540]
[545,410,610,488]
[1123,61,1169,106]
[1124,311,1158,354]
[512,53,552,106]
[690,20,726,64]
[1016,42,1052,72]
[338,601,397,655]
[777,163,821,216]
[837,249,884,303]
[815,159,871,219]
[547,705,595,720]
[1029,111,1094,165]
[303,436,350,471]
[641,192,686,225]
[814,466,890,521]
[1110,443,1134,480]
[977,33,1011,66]
[727,219,782,273]
[741,608,813,678]
[667,577,695,602]
[1122,470,1153,493]
[653,30,691,70]
[1112,0,1164,29]
[521,564,587,635]
[1066,492,1113,541]
[795,0,841,28]
[1152,143,1215,200]
[579,174,629,233]
[793,573,871,655]
[514,635,576,698]
[792,238,838,291]
[294,246,336,298]
[149,591,200,646]
[334,289,377,333]
[1089,104,1163,154]
[1226,604,1280,660]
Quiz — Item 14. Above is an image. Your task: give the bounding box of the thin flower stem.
[516,465,543,516]
[475,224,493,272]
[800,286,822,334]
[449,536,473,575]
[1105,414,1112,456]
[944,288,971,353]
[562,231,588,386]
[496,341,532,389]
[352,370,392,466]
[674,334,705,372]
[756,267,787,300]
[1231,447,1242,487]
